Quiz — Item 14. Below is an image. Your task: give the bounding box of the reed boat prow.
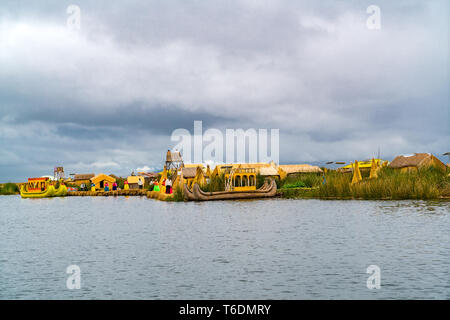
[183,182,197,201]
[54,184,68,197]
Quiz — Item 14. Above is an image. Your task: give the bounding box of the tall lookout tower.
[54,167,65,180]
[165,150,184,172]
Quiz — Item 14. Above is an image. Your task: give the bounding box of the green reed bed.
[0,183,19,195]
[281,167,449,200]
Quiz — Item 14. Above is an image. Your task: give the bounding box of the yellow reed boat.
[54,184,68,197]
[20,177,57,198]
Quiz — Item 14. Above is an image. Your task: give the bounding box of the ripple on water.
[0,196,449,299]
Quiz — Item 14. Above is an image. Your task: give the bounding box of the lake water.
[0,196,449,299]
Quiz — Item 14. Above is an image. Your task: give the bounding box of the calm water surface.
[0,196,449,299]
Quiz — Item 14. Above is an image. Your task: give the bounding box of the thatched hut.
[179,167,198,188]
[127,176,145,189]
[388,153,446,172]
[73,173,95,186]
[258,166,280,179]
[90,174,116,189]
[139,172,159,184]
[278,164,323,177]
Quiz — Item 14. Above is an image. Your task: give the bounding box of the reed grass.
[201,174,226,192]
[280,173,323,189]
[0,183,19,195]
[165,186,184,202]
[282,167,449,200]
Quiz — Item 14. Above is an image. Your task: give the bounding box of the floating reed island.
[146,152,449,201]
[12,151,450,201]
[68,189,148,197]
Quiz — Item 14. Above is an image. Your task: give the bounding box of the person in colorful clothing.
[153,181,160,192]
[166,178,172,194]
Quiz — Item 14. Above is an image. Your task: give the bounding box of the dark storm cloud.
[1,97,231,136]
[0,0,448,181]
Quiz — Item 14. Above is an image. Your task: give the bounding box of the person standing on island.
[138,177,143,190]
[149,179,154,191]
[153,181,160,192]
[166,178,172,194]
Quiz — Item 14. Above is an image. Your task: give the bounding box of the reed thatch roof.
[278,164,323,174]
[259,166,279,176]
[181,167,198,178]
[139,172,159,178]
[237,162,275,169]
[74,173,95,181]
[90,173,116,184]
[184,164,205,169]
[166,150,183,162]
[388,153,445,170]
[127,176,145,184]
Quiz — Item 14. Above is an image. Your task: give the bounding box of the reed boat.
[53,184,68,197]
[20,177,56,198]
[184,179,277,201]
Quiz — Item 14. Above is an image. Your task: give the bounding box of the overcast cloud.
[0,0,448,181]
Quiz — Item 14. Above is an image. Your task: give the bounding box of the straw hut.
[127,175,145,189]
[139,172,159,184]
[258,166,280,179]
[90,174,116,189]
[388,153,446,173]
[73,173,95,186]
[179,167,200,188]
[278,164,323,177]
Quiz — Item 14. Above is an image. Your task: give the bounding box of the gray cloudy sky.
[0,0,448,181]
